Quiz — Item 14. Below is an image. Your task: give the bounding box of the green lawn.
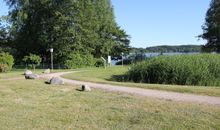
[0,69,69,79]
[0,79,219,129]
[63,66,220,97]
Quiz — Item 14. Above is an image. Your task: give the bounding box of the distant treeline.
[130,45,202,53]
[145,45,202,53]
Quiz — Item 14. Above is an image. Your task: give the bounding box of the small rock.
[24,70,32,75]
[82,84,91,91]
[49,77,64,85]
[43,69,50,74]
[25,74,39,79]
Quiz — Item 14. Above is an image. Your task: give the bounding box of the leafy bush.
[64,53,96,69]
[95,58,105,67]
[23,54,42,70]
[127,54,220,86]
[0,52,14,72]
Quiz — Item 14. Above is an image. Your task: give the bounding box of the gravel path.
[41,72,220,106]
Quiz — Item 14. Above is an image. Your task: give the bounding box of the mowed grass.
[0,69,69,79]
[63,66,220,97]
[0,79,220,129]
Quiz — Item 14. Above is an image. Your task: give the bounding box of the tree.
[92,0,130,57]
[23,54,42,70]
[0,52,14,72]
[201,0,220,52]
[5,0,76,62]
[5,0,130,64]
[71,0,129,58]
[0,16,14,53]
[64,52,95,69]
[111,27,131,56]
[0,22,7,47]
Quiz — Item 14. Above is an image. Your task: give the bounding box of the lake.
[145,52,200,58]
[111,52,200,65]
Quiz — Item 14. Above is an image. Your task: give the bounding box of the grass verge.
[0,69,70,79]
[0,79,219,129]
[62,66,220,97]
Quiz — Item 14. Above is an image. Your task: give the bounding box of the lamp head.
[49,48,53,53]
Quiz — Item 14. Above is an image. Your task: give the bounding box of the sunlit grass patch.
[0,79,219,129]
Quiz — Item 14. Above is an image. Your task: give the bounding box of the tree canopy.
[0,17,13,52]
[201,0,220,52]
[22,53,42,70]
[2,0,130,63]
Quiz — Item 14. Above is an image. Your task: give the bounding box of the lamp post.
[121,52,124,66]
[49,48,53,72]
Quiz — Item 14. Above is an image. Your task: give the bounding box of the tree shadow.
[106,74,129,82]
[75,88,84,92]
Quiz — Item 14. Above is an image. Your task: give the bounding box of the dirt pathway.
[41,72,220,106]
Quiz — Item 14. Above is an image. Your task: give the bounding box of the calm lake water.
[145,52,200,58]
[111,52,200,65]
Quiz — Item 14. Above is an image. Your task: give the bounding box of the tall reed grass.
[128,54,220,86]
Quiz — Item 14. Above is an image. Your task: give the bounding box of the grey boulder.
[49,77,64,85]
[25,74,39,79]
[24,70,32,75]
[82,84,91,91]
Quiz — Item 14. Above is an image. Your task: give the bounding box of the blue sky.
[111,0,211,47]
[0,0,211,47]
[0,0,7,16]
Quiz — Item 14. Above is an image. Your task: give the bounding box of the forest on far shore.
[131,45,202,53]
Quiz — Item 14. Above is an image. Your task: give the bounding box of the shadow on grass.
[44,81,50,84]
[106,74,129,82]
[75,88,84,92]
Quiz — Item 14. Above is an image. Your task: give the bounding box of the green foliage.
[95,58,105,67]
[4,0,130,62]
[0,52,14,72]
[0,17,14,54]
[0,21,8,46]
[64,53,95,69]
[22,54,42,70]
[201,0,220,52]
[128,54,220,86]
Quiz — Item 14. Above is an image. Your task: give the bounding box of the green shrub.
[0,52,14,72]
[95,58,105,67]
[22,54,42,70]
[127,54,220,86]
[64,53,96,69]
